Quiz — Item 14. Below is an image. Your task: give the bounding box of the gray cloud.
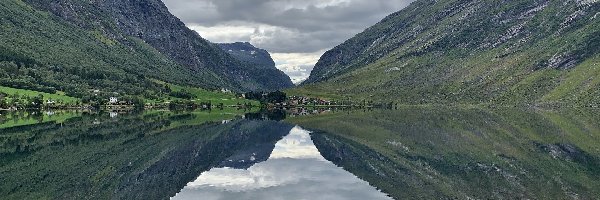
[164,0,414,53]
[162,0,415,82]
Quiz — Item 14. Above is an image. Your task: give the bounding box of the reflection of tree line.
[0,110,83,129]
[0,111,165,154]
[244,109,287,121]
[1,113,294,199]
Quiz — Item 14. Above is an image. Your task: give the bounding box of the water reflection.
[173,127,392,200]
[1,108,599,199]
[0,111,293,199]
[290,108,600,199]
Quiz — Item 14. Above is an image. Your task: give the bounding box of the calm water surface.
[174,126,391,200]
[1,108,599,199]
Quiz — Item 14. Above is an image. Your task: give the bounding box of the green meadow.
[0,86,80,104]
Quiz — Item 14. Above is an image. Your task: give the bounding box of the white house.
[221,88,232,93]
[109,97,118,104]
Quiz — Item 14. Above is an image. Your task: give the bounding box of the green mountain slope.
[0,0,290,99]
[300,0,600,106]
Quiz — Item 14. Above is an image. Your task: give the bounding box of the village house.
[109,97,118,104]
[221,88,232,93]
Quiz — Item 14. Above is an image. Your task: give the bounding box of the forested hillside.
[0,0,291,102]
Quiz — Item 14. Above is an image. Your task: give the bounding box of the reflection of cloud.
[172,126,391,200]
[269,126,324,159]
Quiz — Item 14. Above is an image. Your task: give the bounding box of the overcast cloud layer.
[162,0,415,83]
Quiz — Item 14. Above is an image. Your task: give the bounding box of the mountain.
[218,42,276,68]
[301,0,600,106]
[0,0,289,99]
[219,42,294,90]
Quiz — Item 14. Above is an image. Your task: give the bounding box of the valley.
[1,0,599,199]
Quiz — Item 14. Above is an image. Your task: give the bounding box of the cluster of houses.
[286,96,336,107]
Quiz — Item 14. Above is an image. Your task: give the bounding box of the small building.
[109,97,118,104]
[46,99,56,104]
[221,88,232,93]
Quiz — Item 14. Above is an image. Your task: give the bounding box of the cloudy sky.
[162,0,415,83]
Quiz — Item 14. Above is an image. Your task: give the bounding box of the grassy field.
[285,86,344,100]
[150,80,258,106]
[0,82,259,107]
[0,86,80,103]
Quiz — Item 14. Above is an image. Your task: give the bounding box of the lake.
[1,107,599,199]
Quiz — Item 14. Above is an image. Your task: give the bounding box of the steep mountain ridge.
[0,0,185,97]
[0,0,291,98]
[219,42,276,68]
[219,42,294,89]
[302,0,600,106]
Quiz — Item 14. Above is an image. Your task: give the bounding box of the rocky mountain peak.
[218,42,276,68]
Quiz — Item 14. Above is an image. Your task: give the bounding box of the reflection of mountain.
[216,121,291,169]
[173,127,391,200]
[310,131,447,199]
[292,108,600,199]
[115,120,293,200]
[0,113,293,200]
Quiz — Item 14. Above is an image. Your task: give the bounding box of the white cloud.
[188,24,256,43]
[271,52,325,84]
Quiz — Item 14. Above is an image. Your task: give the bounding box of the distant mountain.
[219,42,294,90]
[302,0,600,106]
[0,0,289,98]
[219,42,276,68]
